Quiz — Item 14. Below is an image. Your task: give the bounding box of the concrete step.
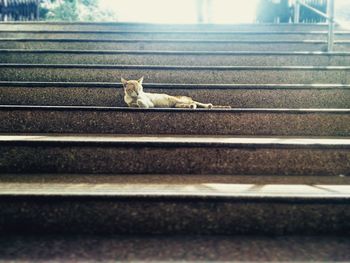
[1,235,349,262]
[2,50,350,66]
[1,30,350,40]
[1,106,350,137]
[1,82,349,108]
[1,64,350,84]
[1,134,350,175]
[1,39,346,51]
[0,22,337,31]
[0,177,349,235]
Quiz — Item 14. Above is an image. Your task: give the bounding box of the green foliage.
[39,0,118,21]
[81,0,98,6]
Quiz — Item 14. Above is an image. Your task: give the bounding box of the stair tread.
[1,234,349,262]
[2,65,346,84]
[1,81,350,89]
[2,106,349,136]
[0,39,341,52]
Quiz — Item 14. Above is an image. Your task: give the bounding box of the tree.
[39,0,118,21]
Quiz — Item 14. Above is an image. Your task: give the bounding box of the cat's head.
[121,77,144,97]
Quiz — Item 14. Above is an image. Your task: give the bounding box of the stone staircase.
[0,22,350,260]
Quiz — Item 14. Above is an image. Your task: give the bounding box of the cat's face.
[121,77,144,98]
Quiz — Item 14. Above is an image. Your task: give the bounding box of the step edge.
[1,105,350,114]
[0,38,333,43]
[0,184,349,201]
[2,63,350,70]
[0,30,343,34]
[1,134,350,148]
[0,22,331,26]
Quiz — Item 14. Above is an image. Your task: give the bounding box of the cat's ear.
[138,76,144,85]
[121,77,127,85]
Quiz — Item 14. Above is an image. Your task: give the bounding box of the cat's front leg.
[137,99,150,108]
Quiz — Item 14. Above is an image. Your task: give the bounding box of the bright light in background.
[99,0,260,24]
[336,0,350,30]
[99,0,197,23]
[211,0,259,23]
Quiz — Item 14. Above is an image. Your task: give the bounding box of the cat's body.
[122,77,229,109]
[124,92,201,108]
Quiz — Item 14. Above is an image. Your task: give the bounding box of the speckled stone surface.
[0,235,349,262]
[1,107,350,136]
[0,31,335,40]
[0,194,349,235]
[1,86,350,108]
[2,51,350,66]
[1,66,350,83]
[0,40,333,51]
[1,141,350,175]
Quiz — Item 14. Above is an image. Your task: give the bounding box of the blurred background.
[0,0,350,23]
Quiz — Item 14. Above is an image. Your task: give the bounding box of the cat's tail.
[193,101,213,108]
[194,101,231,109]
[211,105,232,109]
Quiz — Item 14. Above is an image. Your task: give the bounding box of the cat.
[121,77,230,109]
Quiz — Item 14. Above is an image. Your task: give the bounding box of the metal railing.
[0,0,39,21]
[294,0,336,52]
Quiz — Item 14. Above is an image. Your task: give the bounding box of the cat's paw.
[137,99,149,108]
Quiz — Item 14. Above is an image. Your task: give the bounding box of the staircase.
[0,22,350,261]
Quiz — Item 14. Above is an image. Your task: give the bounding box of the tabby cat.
[121,77,230,109]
